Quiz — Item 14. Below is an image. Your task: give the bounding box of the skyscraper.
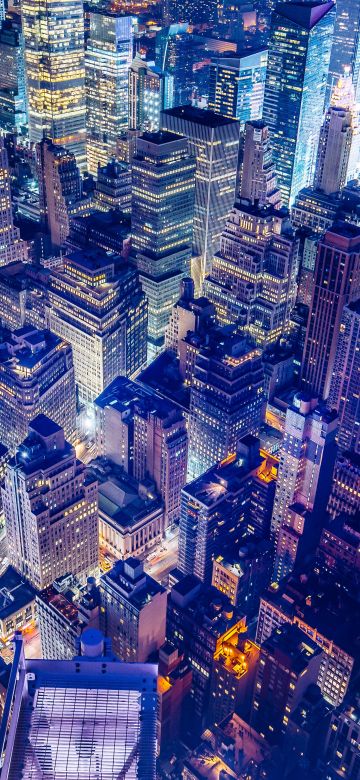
[85,10,133,175]
[47,249,148,404]
[0,138,28,266]
[0,325,76,451]
[0,12,27,134]
[302,223,360,400]
[263,0,335,207]
[208,49,268,128]
[327,0,360,100]
[161,106,240,290]
[204,202,298,346]
[36,137,82,248]
[328,300,360,454]
[0,631,158,780]
[2,415,98,590]
[22,0,86,168]
[188,330,264,478]
[239,120,281,209]
[251,624,322,744]
[131,131,195,358]
[271,393,337,579]
[314,106,353,195]
[129,55,173,133]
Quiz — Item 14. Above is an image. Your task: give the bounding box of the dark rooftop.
[276,1,334,31]
[162,105,239,128]
[0,567,36,621]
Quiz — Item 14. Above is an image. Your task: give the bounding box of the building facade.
[131,131,195,357]
[0,325,76,451]
[85,10,133,175]
[208,49,268,128]
[22,0,86,168]
[2,416,98,590]
[37,137,82,248]
[328,300,360,454]
[161,106,240,291]
[263,0,335,206]
[0,139,28,266]
[47,249,148,404]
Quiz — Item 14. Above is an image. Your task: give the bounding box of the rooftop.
[276,1,335,31]
[162,105,239,128]
[89,458,162,530]
[262,624,321,674]
[0,327,66,372]
[101,558,165,611]
[0,567,36,621]
[263,571,360,655]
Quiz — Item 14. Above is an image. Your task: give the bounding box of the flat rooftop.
[0,567,36,621]
[90,458,162,530]
[162,105,239,128]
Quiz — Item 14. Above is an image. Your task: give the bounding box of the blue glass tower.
[263,1,335,207]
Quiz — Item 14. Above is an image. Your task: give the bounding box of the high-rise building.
[256,572,359,706]
[0,138,28,266]
[0,325,76,452]
[178,448,258,585]
[271,393,337,558]
[95,377,188,529]
[330,72,360,182]
[327,0,360,101]
[239,120,281,209]
[100,557,167,663]
[251,624,322,744]
[314,106,353,195]
[302,223,360,400]
[85,10,133,175]
[131,131,195,358]
[22,0,86,168]
[129,55,173,133]
[2,415,98,590]
[36,137,82,248]
[165,277,216,359]
[204,202,299,347]
[94,159,132,214]
[0,12,27,134]
[167,577,247,737]
[263,0,335,207]
[328,300,360,454]
[327,449,360,519]
[208,49,268,128]
[161,106,240,291]
[0,631,158,780]
[212,539,273,618]
[47,248,148,404]
[188,330,264,478]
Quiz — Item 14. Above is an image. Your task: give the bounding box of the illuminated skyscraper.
[22,0,86,168]
[187,330,264,479]
[263,0,335,207]
[205,203,298,346]
[36,137,82,248]
[271,393,337,581]
[327,0,360,100]
[302,223,360,400]
[0,325,76,452]
[314,106,353,195]
[0,138,28,266]
[161,106,240,291]
[208,49,268,128]
[85,10,133,175]
[2,415,98,591]
[129,55,173,133]
[328,300,360,454]
[240,120,281,209]
[47,249,148,404]
[131,131,195,358]
[0,12,27,134]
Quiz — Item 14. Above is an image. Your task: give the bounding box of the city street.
[144,530,179,585]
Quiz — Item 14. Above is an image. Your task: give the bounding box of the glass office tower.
[327,0,360,101]
[263,1,335,207]
[85,10,133,175]
[22,0,86,169]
